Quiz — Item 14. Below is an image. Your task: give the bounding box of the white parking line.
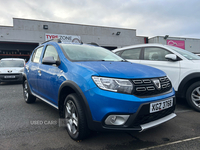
[139,136,200,150]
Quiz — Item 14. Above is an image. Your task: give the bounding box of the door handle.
[26,66,29,72]
[38,70,41,76]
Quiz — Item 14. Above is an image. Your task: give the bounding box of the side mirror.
[165,54,177,61]
[42,56,60,66]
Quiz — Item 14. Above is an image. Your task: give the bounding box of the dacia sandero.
[23,39,176,140]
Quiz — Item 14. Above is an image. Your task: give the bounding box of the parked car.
[0,58,25,83]
[113,43,200,112]
[23,39,176,140]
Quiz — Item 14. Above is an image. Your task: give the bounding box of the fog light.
[105,115,130,125]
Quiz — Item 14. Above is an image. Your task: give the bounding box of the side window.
[144,47,172,61]
[43,45,59,61]
[115,51,121,56]
[31,50,37,62]
[32,47,43,63]
[121,48,141,60]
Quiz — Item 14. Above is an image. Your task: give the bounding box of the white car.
[0,58,25,83]
[113,43,200,112]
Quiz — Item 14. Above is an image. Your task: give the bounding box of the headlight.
[92,76,133,94]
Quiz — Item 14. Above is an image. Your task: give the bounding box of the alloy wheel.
[191,86,200,107]
[65,100,78,135]
[24,82,29,101]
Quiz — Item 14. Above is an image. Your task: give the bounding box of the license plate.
[4,76,16,78]
[150,97,173,113]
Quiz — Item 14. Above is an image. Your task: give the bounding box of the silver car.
[0,58,25,83]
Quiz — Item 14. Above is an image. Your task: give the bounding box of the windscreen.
[166,45,200,60]
[60,44,124,62]
[0,60,24,67]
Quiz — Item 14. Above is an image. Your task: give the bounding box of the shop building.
[0,18,147,60]
[149,36,200,53]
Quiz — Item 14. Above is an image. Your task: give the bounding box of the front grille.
[132,76,172,97]
[132,104,175,127]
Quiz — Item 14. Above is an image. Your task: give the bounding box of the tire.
[186,82,200,112]
[23,80,36,103]
[64,93,90,140]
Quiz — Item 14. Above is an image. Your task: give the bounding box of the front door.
[37,45,62,105]
[140,47,180,91]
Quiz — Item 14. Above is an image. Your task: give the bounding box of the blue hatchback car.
[23,39,176,140]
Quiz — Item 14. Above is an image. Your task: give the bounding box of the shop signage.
[45,33,81,43]
[167,40,185,49]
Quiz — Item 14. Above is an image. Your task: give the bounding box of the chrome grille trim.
[159,77,166,82]
[143,79,151,84]
[146,86,155,91]
[132,76,172,97]
[133,80,143,84]
[162,84,167,88]
[136,87,146,91]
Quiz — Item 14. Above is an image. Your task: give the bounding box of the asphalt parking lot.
[0,82,200,150]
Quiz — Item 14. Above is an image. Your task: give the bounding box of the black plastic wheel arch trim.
[58,81,95,130]
[178,73,200,98]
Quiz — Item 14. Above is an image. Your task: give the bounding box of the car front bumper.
[84,87,176,131]
[0,73,23,82]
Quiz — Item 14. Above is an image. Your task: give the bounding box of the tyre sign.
[45,33,81,43]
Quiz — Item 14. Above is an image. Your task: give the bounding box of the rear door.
[118,48,142,64]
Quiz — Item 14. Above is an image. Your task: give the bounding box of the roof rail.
[87,42,99,46]
[42,38,61,44]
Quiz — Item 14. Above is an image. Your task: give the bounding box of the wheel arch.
[22,74,27,83]
[22,74,28,89]
[177,73,200,98]
[58,81,95,130]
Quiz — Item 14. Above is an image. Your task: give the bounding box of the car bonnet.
[75,61,166,79]
[0,67,23,73]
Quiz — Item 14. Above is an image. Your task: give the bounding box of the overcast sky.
[0,0,200,38]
